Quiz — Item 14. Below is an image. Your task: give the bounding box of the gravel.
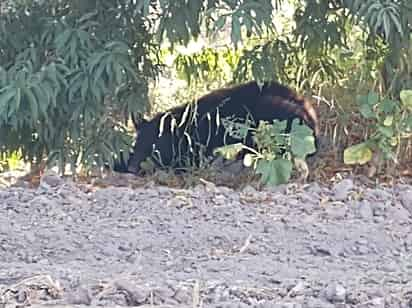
[0,176,411,307]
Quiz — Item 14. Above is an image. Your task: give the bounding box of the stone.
[332,179,354,201]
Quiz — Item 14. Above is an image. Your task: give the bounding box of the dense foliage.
[0,0,157,173]
[221,117,317,185]
[0,0,411,178]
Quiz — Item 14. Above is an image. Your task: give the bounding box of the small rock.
[378,260,398,273]
[173,286,192,304]
[277,302,300,308]
[356,297,384,308]
[266,184,288,194]
[154,286,176,304]
[304,297,335,308]
[332,179,354,201]
[404,233,412,251]
[16,289,27,303]
[242,185,259,195]
[399,190,412,214]
[66,287,91,305]
[288,281,306,297]
[305,182,323,194]
[113,280,148,305]
[323,282,346,303]
[29,195,51,206]
[222,160,245,175]
[39,171,63,188]
[310,244,333,256]
[299,192,320,206]
[387,204,410,222]
[325,204,347,219]
[371,200,387,217]
[356,201,373,221]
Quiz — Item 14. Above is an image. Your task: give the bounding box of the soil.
[0,171,412,307]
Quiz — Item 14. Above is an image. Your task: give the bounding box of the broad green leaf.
[92,58,108,87]
[290,120,316,158]
[214,15,227,32]
[405,115,412,130]
[379,98,397,114]
[359,103,375,119]
[343,142,373,165]
[88,51,107,74]
[80,77,89,101]
[0,86,16,108]
[378,126,393,138]
[114,63,124,86]
[68,71,84,102]
[231,16,242,46]
[271,119,287,132]
[55,29,73,53]
[256,159,293,186]
[14,87,21,113]
[400,90,412,111]
[23,87,39,121]
[32,85,48,116]
[358,92,379,106]
[383,115,393,126]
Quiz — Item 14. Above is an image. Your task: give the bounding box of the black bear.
[125,80,319,174]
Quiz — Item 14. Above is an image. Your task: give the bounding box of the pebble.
[332,179,354,201]
[65,287,91,305]
[399,190,412,214]
[356,201,373,221]
[323,282,346,303]
[0,175,410,307]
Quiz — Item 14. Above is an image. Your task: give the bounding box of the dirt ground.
[0,171,412,308]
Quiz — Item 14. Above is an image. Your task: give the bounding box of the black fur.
[126,80,319,174]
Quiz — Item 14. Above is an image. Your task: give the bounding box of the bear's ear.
[131,113,148,130]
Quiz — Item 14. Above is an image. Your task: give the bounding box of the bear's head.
[127,115,157,174]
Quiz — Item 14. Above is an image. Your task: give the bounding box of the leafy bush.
[344,90,412,167]
[0,1,157,174]
[1,0,411,178]
[221,116,317,185]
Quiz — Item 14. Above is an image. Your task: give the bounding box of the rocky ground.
[0,171,412,307]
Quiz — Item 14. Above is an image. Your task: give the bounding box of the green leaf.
[343,142,373,165]
[55,29,73,53]
[383,115,393,126]
[357,92,379,119]
[32,85,48,116]
[14,87,22,113]
[214,15,227,32]
[290,120,316,158]
[80,77,89,101]
[271,119,287,132]
[23,87,39,121]
[358,92,379,106]
[231,16,242,46]
[405,115,412,130]
[255,159,293,186]
[379,98,397,114]
[400,90,412,112]
[0,86,16,108]
[359,103,375,119]
[378,126,393,138]
[92,58,108,87]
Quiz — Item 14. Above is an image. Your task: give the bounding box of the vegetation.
[344,90,412,169]
[220,117,316,185]
[0,0,411,183]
